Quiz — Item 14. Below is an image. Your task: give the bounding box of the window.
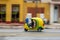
[0,4,6,22]
[54,6,58,9]
[52,0,60,1]
[37,8,44,13]
[24,0,41,3]
[11,4,19,23]
[24,0,33,3]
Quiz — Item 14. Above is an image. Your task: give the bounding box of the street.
[0,28,60,40]
[0,37,60,40]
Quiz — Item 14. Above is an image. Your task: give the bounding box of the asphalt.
[0,29,60,37]
[0,37,60,40]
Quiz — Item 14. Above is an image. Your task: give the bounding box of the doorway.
[0,4,6,23]
[11,4,19,23]
[28,7,36,17]
[53,5,59,23]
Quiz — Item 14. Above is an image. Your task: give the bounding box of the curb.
[45,25,60,29]
[45,27,60,29]
[0,25,24,29]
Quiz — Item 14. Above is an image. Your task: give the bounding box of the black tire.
[37,28,42,32]
[24,29,28,32]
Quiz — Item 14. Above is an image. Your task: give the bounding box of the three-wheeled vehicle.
[24,17,44,32]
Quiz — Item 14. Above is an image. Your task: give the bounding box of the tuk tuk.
[24,17,44,32]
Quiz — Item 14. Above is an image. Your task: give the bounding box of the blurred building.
[24,0,50,23]
[0,0,60,24]
[0,0,24,24]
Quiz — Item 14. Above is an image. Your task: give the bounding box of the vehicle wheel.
[37,28,42,32]
[24,29,28,32]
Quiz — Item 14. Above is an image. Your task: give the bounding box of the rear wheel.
[24,29,28,32]
[37,28,42,32]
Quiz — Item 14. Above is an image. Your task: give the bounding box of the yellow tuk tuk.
[24,17,44,32]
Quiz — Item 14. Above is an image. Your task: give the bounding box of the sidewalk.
[0,23,24,29]
[0,23,60,29]
[0,25,23,29]
[0,23,23,26]
[45,23,60,29]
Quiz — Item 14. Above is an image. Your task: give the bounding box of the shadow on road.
[24,31,44,33]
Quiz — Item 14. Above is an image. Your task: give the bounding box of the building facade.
[1,0,60,24]
[24,0,60,24]
[0,0,24,24]
[24,0,50,24]
[50,0,60,24]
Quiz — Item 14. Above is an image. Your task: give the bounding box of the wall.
[0,0,24,23]
[24,3,50,20]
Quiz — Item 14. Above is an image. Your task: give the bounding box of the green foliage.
[12,12,17,14]
[0,11,5,14]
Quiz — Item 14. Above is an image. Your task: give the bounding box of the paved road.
[0,29,60,37]
[0,36,60,40]
[0,29,60,40]
[0,29,60,33]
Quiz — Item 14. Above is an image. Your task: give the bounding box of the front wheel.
[37,28,42,32]
[24,29,28,32]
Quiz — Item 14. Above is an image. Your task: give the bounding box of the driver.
[31,19,36,28]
